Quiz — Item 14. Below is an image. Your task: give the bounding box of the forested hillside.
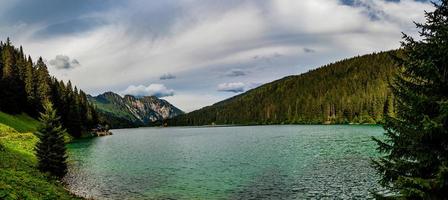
[170,51,399,126]
[0,38,98,137]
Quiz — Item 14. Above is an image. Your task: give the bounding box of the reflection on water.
[65,125,384,199]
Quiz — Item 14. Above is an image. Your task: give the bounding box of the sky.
[0,0,435,112]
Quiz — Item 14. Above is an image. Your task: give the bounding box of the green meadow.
[0,111,80,200]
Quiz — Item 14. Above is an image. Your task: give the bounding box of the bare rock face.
[88,92,183,127]
[123,95,183,124]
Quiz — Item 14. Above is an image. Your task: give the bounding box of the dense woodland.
[0,39,99,137]
[170,51,399,126]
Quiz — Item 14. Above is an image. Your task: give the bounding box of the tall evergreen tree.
[0,42,3,110]
[36,57,52,108]
[35,102,68,179]
[373,1,448,198]
[66,85,82,137]
[1,38,23,113]
[24,56,37,115]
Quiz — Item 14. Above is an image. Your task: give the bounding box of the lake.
[65,125,384,199]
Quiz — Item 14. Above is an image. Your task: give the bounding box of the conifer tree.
[1,38,23,113]
[35,102,68,179]
[36,57,52,108]
[24,56,37,115]
[0,43,3,110]
[16,45,26,81]
[373,1,448,198]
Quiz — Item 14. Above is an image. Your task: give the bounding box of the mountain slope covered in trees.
[0,39,99,137]
[170,51,399,126]
[88,92,184,128]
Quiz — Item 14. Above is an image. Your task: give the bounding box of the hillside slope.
[170,51,399,126]
[88,92,184,128]
[0,112,80,199]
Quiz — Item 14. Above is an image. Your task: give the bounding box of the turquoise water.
[65,125,384,199]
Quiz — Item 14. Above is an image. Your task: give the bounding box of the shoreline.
[111,123,383,130]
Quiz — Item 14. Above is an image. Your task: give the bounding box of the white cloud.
[217,82,246,93]
[268,0,365,34]
[122,84,174,97]
[48,55,80,70]
[163,93,222,112]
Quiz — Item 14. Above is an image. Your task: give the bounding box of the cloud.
[163,93,222,112]
[225,69,248,77]
[33,17,106,39]
[122,84,174,97]
[217,82,245,93]
[48,55,80,70]
[0,0,435,110]
[160,73,176,80]
[303,48,315,53]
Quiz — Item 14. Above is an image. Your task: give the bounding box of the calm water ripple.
[64,125,384,199]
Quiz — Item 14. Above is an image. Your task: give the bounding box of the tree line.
[170,50,398,126]
[0,39,99,137]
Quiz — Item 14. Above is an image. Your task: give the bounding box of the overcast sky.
[0,0,434,112]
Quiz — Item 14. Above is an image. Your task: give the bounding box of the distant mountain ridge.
[88,92,183,128]
[169,50,399,126]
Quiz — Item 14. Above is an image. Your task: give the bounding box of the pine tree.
[35,102,68,179]
[24,56,37,115]
[0,42,3,110]
[36,57,52,108]
[373,1,448,198]
[67,89,82,137]
[16,45,26,81]
[1,38,22,113]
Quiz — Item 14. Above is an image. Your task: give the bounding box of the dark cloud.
[340,0,410,6]
[160,73,176,80]
[303,48,316,53]
[1,0,120,25]
[33,18,106,38]
[49,55,80,70]
[225,69,248,77]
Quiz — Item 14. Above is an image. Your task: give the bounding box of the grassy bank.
[0,112,81,200]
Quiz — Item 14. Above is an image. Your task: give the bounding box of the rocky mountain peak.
[89,92,183,127]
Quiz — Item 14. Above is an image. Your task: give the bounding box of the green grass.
[0,112,40,133]
[0,112,81,200]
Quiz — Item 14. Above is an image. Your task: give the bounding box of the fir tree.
[35,102,68,179]
[24,56,37,115]
[1,38,23,113]
[36,57,52,108]
[0,42,3,110]
[373,1,448,198]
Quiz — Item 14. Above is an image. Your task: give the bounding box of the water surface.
[65,125,383,199]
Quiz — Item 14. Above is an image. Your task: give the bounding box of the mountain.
[88,92,183,128]
[169,50,399,126]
